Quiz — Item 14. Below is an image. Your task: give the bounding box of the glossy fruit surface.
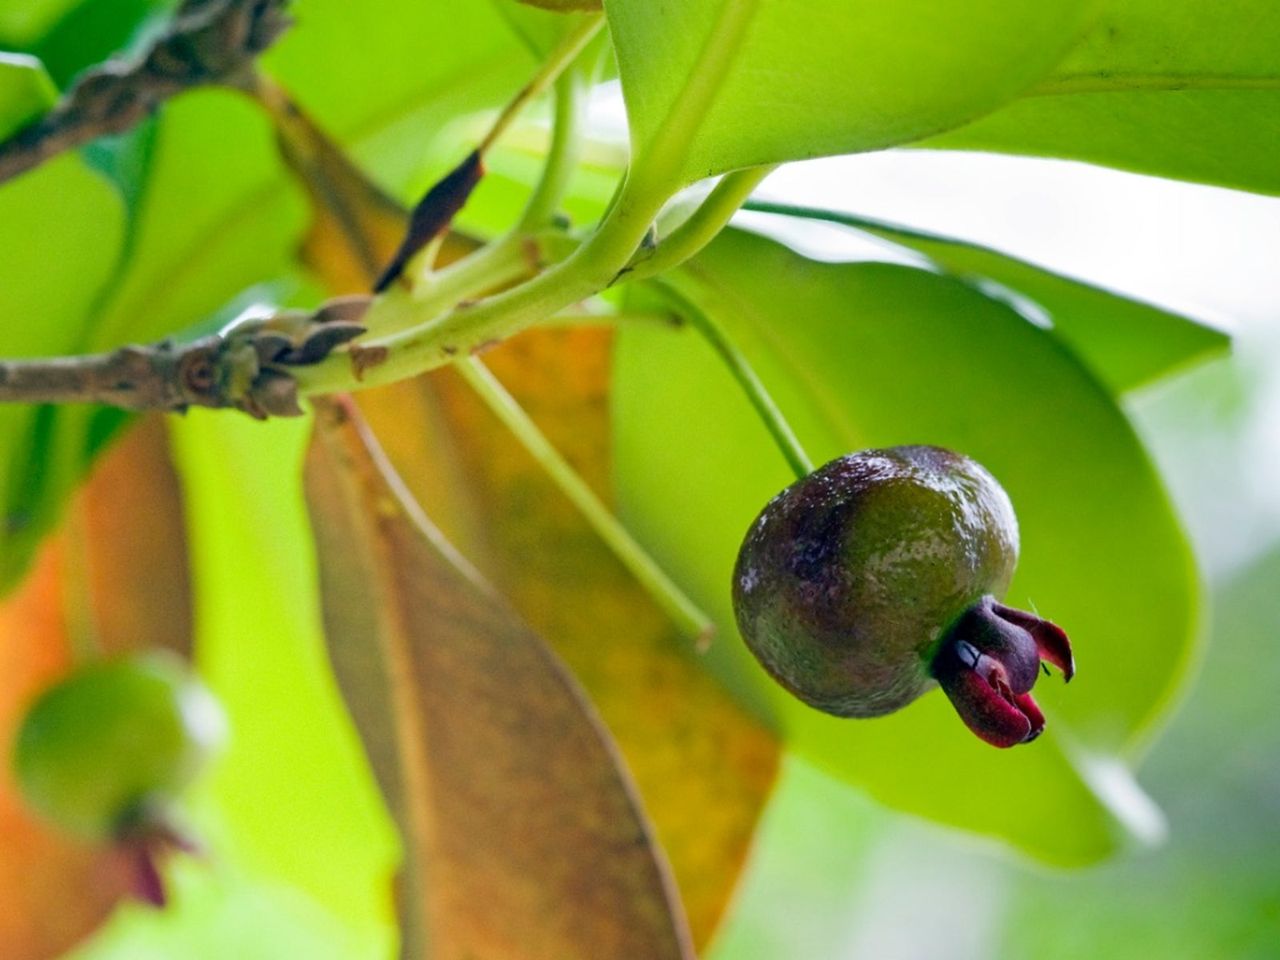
[13,653,226,838]
[733,445,1072,746]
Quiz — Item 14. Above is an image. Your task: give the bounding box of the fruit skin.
[13,652,226,840]
[733,445,1073,747]
[733,446,1019,718]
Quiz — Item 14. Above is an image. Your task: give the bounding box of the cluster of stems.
[0,7,817,641]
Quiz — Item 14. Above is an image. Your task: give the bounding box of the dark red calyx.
[117,815,200,908]
[931,596,1073,748]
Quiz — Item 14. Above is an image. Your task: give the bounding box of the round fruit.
[13,653,226,838]
[732,445,1073,747]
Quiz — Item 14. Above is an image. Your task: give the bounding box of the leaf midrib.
[625,0,762,191]
[1031,72,1280,96]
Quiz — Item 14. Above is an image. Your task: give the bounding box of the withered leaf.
[304,396,695,960]
[360,328,780,947]
[74,414,193,659]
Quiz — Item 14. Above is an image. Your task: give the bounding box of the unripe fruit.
[13,653,226,839]
[732,445,1073,747]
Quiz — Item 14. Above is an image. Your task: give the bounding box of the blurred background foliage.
[0,0,1273,957]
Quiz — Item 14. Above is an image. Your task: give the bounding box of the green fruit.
[13,653,226,838]
[733,446,1072,746]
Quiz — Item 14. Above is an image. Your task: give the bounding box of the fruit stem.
[652,278,815,480]
[476,13,604,155]
[384,61,594,333]
[517,66,590,232]
[626,165,776,281]
[456,355,715,644]
[546,306,681,329]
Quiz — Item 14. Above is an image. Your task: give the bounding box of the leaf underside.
[304,397,695,960]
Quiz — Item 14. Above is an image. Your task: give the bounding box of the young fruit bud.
[732,445,1073,747]
[12,652,226,903]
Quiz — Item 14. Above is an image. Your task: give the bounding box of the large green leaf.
[742,202,1229,393]
[0,0,81,46]
[924,0,1280,195]
[614,228,1198,863]
[491,0,598,57]
[603,0,1097,190]
[0,53,55,139]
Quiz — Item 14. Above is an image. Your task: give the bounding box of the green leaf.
[923,0,1280,195]
[168,410,397,947]
[0,0,82,46]
[0,152,124,591]
[742,202,1230,393]
[614,228,1198,863]
[603,0,1096,190]
[491,1,597,57]
[1,88,306,595]
[32,0,177,89]
[262,0,536,195]
[86,89,308,350]
[0,52,56,140]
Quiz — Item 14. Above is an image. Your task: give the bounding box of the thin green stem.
[654,278,814,481]
[375,16,601,301]
[292,169,667,394]
[1029,72,1280,97]
[293,0,767,399]
[477,14,604,155]
[546,306,680,329]
[518,68,588,231]
[741,198,948,246]
[392,235,533,327]
[627,166,775,281]
[456,356,714,643]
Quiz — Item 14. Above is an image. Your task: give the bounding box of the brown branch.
[0,0,292,185]
[0,296,369,418]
